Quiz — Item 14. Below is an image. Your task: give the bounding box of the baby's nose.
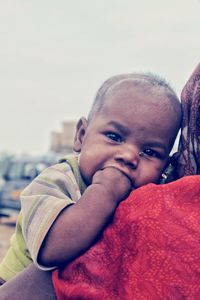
[115,146,139,169]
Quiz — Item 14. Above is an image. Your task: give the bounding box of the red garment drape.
[53,176,200,300]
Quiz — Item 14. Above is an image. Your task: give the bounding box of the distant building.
[50,121,76,153]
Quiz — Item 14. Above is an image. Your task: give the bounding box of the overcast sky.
[0,0,199,155]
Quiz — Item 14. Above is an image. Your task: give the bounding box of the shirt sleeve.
[21,162,81,270]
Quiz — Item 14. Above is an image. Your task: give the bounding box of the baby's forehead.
[89,73,180,126]
[99,82,178,129]
[103,79,169,108]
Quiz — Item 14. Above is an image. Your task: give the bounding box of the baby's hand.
[92,167,132,204]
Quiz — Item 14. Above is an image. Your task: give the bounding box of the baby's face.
[74,83,179,188]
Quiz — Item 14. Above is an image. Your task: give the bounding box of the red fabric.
[52,176,200,300]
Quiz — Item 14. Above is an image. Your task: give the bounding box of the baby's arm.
[38,167,131,267]
[21,162,81,270]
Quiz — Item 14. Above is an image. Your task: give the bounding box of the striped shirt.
[0,154,87,281]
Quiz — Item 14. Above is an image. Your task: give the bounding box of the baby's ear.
[73,117,88,152]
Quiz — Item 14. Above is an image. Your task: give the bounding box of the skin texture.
[38,81,181,267]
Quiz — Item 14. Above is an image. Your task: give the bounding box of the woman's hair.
[175,63,200,177]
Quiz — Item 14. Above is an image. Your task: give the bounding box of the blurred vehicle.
[0,154,57,218]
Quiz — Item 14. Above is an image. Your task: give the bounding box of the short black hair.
[88,72,180,121]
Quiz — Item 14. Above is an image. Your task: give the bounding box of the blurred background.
[0,0,199,233]
[0,0,199,156]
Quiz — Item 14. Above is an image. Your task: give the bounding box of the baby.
[0,73,181,287]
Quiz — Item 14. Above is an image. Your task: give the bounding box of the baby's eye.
[106,132,122,143]
[141,149,162,159]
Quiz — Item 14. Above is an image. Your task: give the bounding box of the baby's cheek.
[136,169,162,187]
[79,156,92,185]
